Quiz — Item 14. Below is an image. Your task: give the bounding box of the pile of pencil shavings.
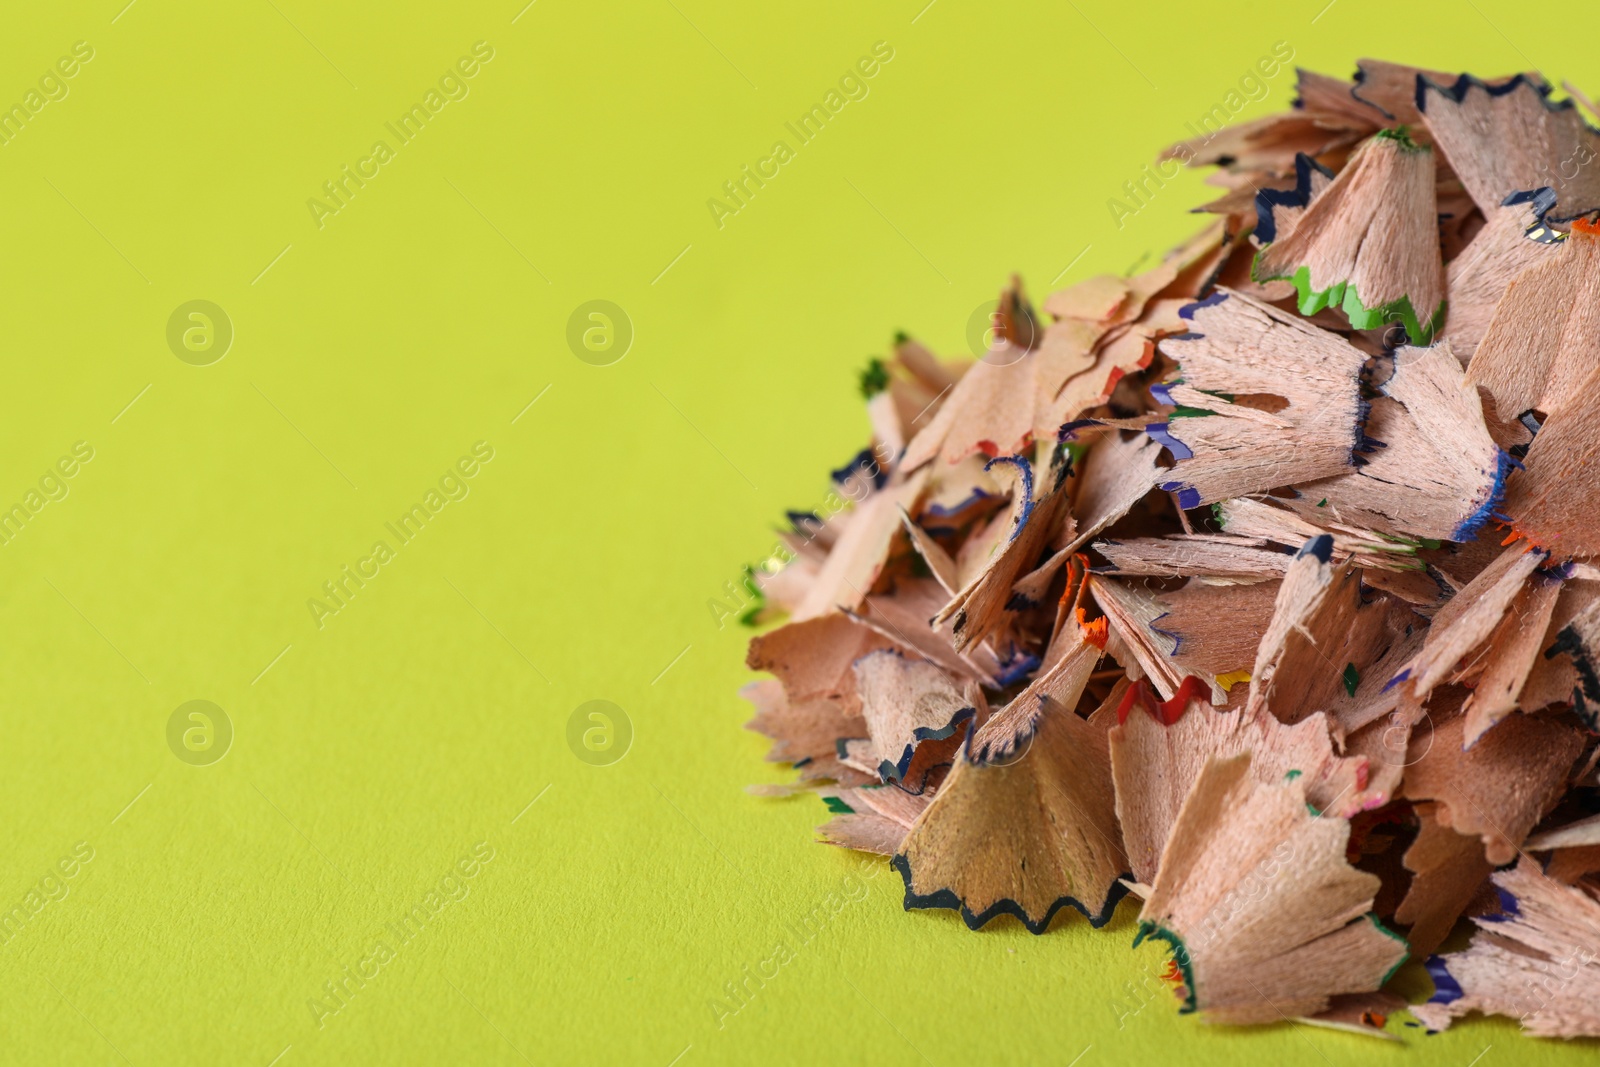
[739,58,1600,1039]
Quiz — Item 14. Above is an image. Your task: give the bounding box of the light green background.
[0,0,1589,1063]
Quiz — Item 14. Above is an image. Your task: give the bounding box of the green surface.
[0,0,1591,1063]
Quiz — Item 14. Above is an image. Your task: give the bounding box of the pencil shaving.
[740,57,1600,1040]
